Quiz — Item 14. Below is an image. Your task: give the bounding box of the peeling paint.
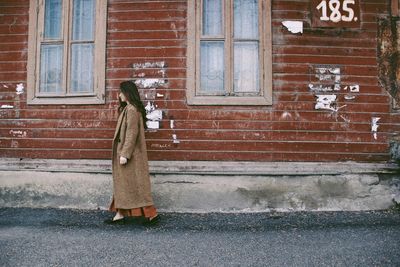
[282,21,303,34]
[135,78,167,89]
[132,61,166,70]
[340,115,351,124]
[151,143,171,149]
[144,89,156,100]
[1,105,13,109]
[146,109,162,121]
[309,84,335,92]
[170,22,178,38]
[280,111,292,120]
[377,17,400,109]
[145,101,162,130]
[158,69,166,77]
[172,134,180,144]
[10,140,19,148]
[349,85,360,92]
[9,130,27,138]
[371,117,381,140]
[146,121,160,129]
[309,65,341,93]
[16,83,24,95]
[145,101,155,113]
[315,95,337,111]
[344,94,356,100]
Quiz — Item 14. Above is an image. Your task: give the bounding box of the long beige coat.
[112,104,154,209]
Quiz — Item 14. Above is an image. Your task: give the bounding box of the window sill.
[27,96,105,105]
[187,95,272,106]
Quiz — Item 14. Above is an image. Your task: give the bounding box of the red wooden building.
[1,0,399,163]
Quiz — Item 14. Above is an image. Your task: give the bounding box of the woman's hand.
[119,156,128,165]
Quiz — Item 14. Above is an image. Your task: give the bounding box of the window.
[27,0,107,104]
[187,0,272,105]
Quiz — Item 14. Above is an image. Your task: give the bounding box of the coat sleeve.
[120,107,140,159]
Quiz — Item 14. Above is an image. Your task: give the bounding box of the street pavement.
[0,208,399,267]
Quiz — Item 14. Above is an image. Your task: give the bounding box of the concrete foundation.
[0,159,399,212]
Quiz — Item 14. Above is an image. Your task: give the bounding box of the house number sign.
[311,0,360,28]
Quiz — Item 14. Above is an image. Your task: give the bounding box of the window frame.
[27,0,107,105]
[187,0,272,106]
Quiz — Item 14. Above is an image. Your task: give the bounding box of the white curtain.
[44,0,62,39]
[200,42,225,94]
[40,45,63,93]
[202,0,222,36]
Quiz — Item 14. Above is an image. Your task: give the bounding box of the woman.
[105,81,159,225]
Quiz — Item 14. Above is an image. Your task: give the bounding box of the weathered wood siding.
[0,0,398,161]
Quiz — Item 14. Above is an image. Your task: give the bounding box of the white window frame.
[27,0,107,105]
[187,0,272,106]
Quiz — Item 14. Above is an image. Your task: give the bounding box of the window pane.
[234,0,258,39]
[234,42,259,93]
[70,44,94,93]
[202,0,222,36]
[200,42,224,94]
[39,45,63,93]
[72,0,95,41]
[44,0,62,39]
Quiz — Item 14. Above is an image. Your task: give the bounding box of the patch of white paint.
[170,120,175,129]
[170,22,178,38]
[371,117,381,140]
[310,66,341,94]
[146,121,160,129]
[135,78,167,89]
[16,83,24,95]
[280,111,292,120]
[344,94,356,100]
[315,95,337,111]
[10,140,19,148]
[158,69,166,77]
[329,68,340,74]
[146,109,162,121]
[3,84,8,88]
[145,101,155,113]
[350,85,360,92]
[151,143,171,149]
[1,105,13,109]
[309,84,334,92]
[156,93,164,98]
[282,21,303,34]
[144,89,157,100]
[172,134,180,144]
[145,101,162,130]
[132,61,166,70]
[9,130,27,138]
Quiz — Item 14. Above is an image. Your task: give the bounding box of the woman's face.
[119,92,127,103]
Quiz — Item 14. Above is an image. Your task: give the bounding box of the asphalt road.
[0,208,399,267]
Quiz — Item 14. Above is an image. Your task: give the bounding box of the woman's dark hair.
[119,81,147,129]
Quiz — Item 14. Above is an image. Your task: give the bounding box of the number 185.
[316,0,357,23]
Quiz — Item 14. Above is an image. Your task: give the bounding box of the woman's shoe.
[142,215,160,226]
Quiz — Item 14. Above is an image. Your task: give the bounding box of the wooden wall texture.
[0,0,399,162]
